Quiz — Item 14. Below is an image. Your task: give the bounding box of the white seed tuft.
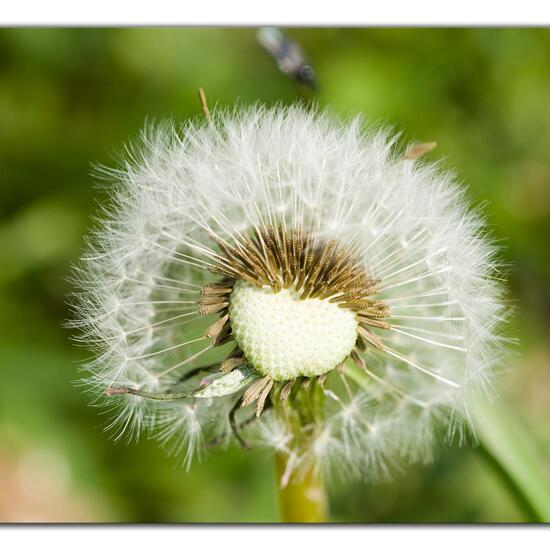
[70,105,509,482]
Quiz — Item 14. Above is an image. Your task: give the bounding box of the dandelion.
[71,103,507,521]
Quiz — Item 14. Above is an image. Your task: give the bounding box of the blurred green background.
[0,28,549,522]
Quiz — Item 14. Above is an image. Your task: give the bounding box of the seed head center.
[229,280,358,381]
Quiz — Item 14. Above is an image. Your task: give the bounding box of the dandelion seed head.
[70,104,509,482]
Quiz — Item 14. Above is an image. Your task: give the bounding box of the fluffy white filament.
[71,105,508,481]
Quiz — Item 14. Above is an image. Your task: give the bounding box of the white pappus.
[70,104,508,483]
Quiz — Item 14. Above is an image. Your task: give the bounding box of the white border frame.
[1,1,550,25]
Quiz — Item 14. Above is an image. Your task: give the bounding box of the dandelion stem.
[274,452,328,523]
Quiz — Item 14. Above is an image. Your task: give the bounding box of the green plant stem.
[475,398,550,522]
[476,443,540,522]
[275,452,328,523]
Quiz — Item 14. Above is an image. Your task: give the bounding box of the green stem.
[275,452,328,523]
[475,398,550,522]
[476,443,540,522]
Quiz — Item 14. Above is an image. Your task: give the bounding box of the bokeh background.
[0,28,549,522]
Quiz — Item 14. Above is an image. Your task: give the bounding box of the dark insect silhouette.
[257,27,316,89]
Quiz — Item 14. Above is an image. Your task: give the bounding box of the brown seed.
[351,350,367,370]
[200,284,233,296]
[241,376,271,408]
[220,355,246,373]
[198,302,229,315]
[204,314,229,339]
[357,326,385,350]
[255,379,274,417]
[358,317,391,330]
[280,380,296,401]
